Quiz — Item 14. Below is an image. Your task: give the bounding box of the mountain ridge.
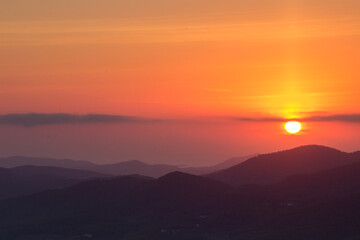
[0,165,111,200]
[2,151,360,239]
[0,145,360,239]
[206,144,360,186]
[0,155,253,177]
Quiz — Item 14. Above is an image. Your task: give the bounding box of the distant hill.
[184,154,256,175]
[0,172,233,239]
[206,145,360,186]
[0,155,253,178]
[0,165,110,200]
[268,160,360,200]
[0,156,98,170]
[220,159,360,239]
[1,155,360,239]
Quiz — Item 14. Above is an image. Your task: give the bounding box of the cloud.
[0,113,149,126]
[231,117,285,122]
[2,113,360,127]
[304,114,360,123]
[232,114,360,123]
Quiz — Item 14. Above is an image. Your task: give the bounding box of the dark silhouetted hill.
[0,155,254,178]
[0,156,95,169]
[0,156,188,177]
[184,154,256,175]
[206,145,360,186]
[1,146,360,239]
[2,159,360,239]
[0,166,110,199]
[232,160,360,240]
[0,172,232,239]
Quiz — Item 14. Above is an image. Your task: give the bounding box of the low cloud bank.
[232,114,360,123]
[0,113,147,126]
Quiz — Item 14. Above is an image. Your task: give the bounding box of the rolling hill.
[1,158,360,239]
[1,145,360,239]
[0,155,253,177]
[0,165,110,199]
[206,145,360,186]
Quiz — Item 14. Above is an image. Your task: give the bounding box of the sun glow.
[285,121,302,134]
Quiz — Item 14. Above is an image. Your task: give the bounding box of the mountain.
[0,172,232,240]
[206,145,360,186]
[0,156,96,169]
[0,156,182,177]
[2,157,360,239]
[184,154,256,175]
[210,154,257,169]
[237,160,360,240]
[0,155,253,178]
[0,165,110,200]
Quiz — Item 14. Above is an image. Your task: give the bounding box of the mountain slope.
[0,156,96,169]
[0,172,232,240]
[183,154,256,175]
[206,145,360,186]
[0,166,110,199]
[0,155,253,177]
[234,160,360,240]
[1,157,360,239]
[0,156,185,177]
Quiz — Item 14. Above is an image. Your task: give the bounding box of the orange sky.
[2,0,360,119]
[1,1,360,164]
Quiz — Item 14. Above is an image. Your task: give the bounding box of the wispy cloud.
[2,113,360,127]
[0,113,149,126]
[231,117,285,122]
[304,114,360,123]
[231,114,360,123]
[2,16,360,46]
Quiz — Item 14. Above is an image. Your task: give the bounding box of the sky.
[1,0,360,165]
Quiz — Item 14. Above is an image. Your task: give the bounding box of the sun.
[285,121,302,134]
